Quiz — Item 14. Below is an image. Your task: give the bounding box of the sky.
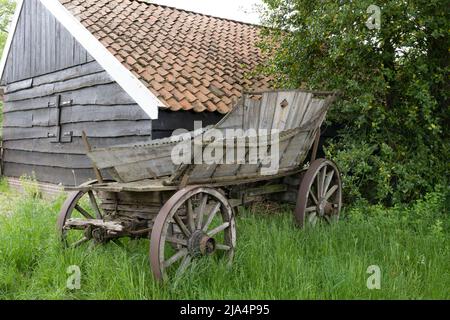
[151,0,265,24]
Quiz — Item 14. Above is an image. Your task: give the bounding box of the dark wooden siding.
[2,59,153,185]
[1,0,93,85]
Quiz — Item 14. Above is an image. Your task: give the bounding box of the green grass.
[0,181,448,300]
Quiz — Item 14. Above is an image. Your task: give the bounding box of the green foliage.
[0,0,15,57]
[0,189,449,299]
[260,0,449,204]
[19,174,42,199]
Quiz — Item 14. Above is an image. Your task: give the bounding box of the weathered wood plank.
[4,72,114,102]
[32,61,104,87]
[244,98,261,130]
[2,149,93,169]
[2,120,152,141]
[272,91,297,131]
[61,105,150,123]
[259,92,278,130]
[2,136,152,155]
[5,79,33,94]
[3,108,54,128]
[2,162,98,186]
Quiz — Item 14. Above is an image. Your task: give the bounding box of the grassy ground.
[0,179,448,300]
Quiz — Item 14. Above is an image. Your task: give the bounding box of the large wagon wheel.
[294,159,342,228]
[150,186,236,281]
[57,180,111,247]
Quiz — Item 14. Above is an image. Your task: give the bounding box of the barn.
[0,0,270,189]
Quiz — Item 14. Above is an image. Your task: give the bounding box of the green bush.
[260,0,449,204]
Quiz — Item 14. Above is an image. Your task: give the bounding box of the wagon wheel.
[150,186,236,282]
[294,159,342,228]
[57,180,111,248]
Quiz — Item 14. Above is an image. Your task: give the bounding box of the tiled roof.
[60,0,272,113]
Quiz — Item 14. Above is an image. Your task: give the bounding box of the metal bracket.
[49,95,73,143]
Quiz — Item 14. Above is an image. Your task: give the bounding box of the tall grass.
[0,181,448,299]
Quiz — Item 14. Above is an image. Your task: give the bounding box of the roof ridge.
[132,0,263,27]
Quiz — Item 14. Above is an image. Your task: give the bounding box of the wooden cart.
[57,89,342,281]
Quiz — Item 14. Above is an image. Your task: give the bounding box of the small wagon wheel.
[150,186,236,282]
[294,159,342,228]
[57,180,110,247]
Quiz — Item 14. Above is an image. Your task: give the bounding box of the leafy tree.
[259,0,449,204]
[0,0,15,57]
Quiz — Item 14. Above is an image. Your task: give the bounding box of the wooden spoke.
[176,255,193,276]
[164,248,188,268]
[88,191,102,219]
[71,237,89,248]
[320,167,327,198]
[309,189,318,205]
[202,202,221,232]
[215,244,231,251]
[323,170,334,197]
[173,214,191,237]
[207,222,230,237]
[74,204,94,220]
[305,206,316,213]
[324,185,338,201]
[196,194,208,230]
[166,236,188,247]
[316,174,321,201]
[186,198,195,232]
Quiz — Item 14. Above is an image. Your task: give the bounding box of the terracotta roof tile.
[60,0,271,113]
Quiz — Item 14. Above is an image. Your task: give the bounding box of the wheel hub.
[91,227,107,243]
[188,230,216,256]
[317,200,334,217]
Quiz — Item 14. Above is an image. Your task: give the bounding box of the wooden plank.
[2,126,57,141]
[279,131,312,168]
[2,136,153,155]
[188,164,218,180]
[244,98,260,130]
[2,149,93,169]
[4,72,114,102]
[2,162,98,186]
[284,92,309,129]
[61,120,152,138]
[111,156,176,182]
[30,0,41,74]
[272,91,297,131]
[5,79,33,94]
[32,61,104,87]
[259,92,278,129]
[3,96,56,114]
[3,108,54,128]
[88,142,176,169]
[300,98,323,126]
[60,104,150,123]
[60,83,136,105]
[2,120,152,141]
